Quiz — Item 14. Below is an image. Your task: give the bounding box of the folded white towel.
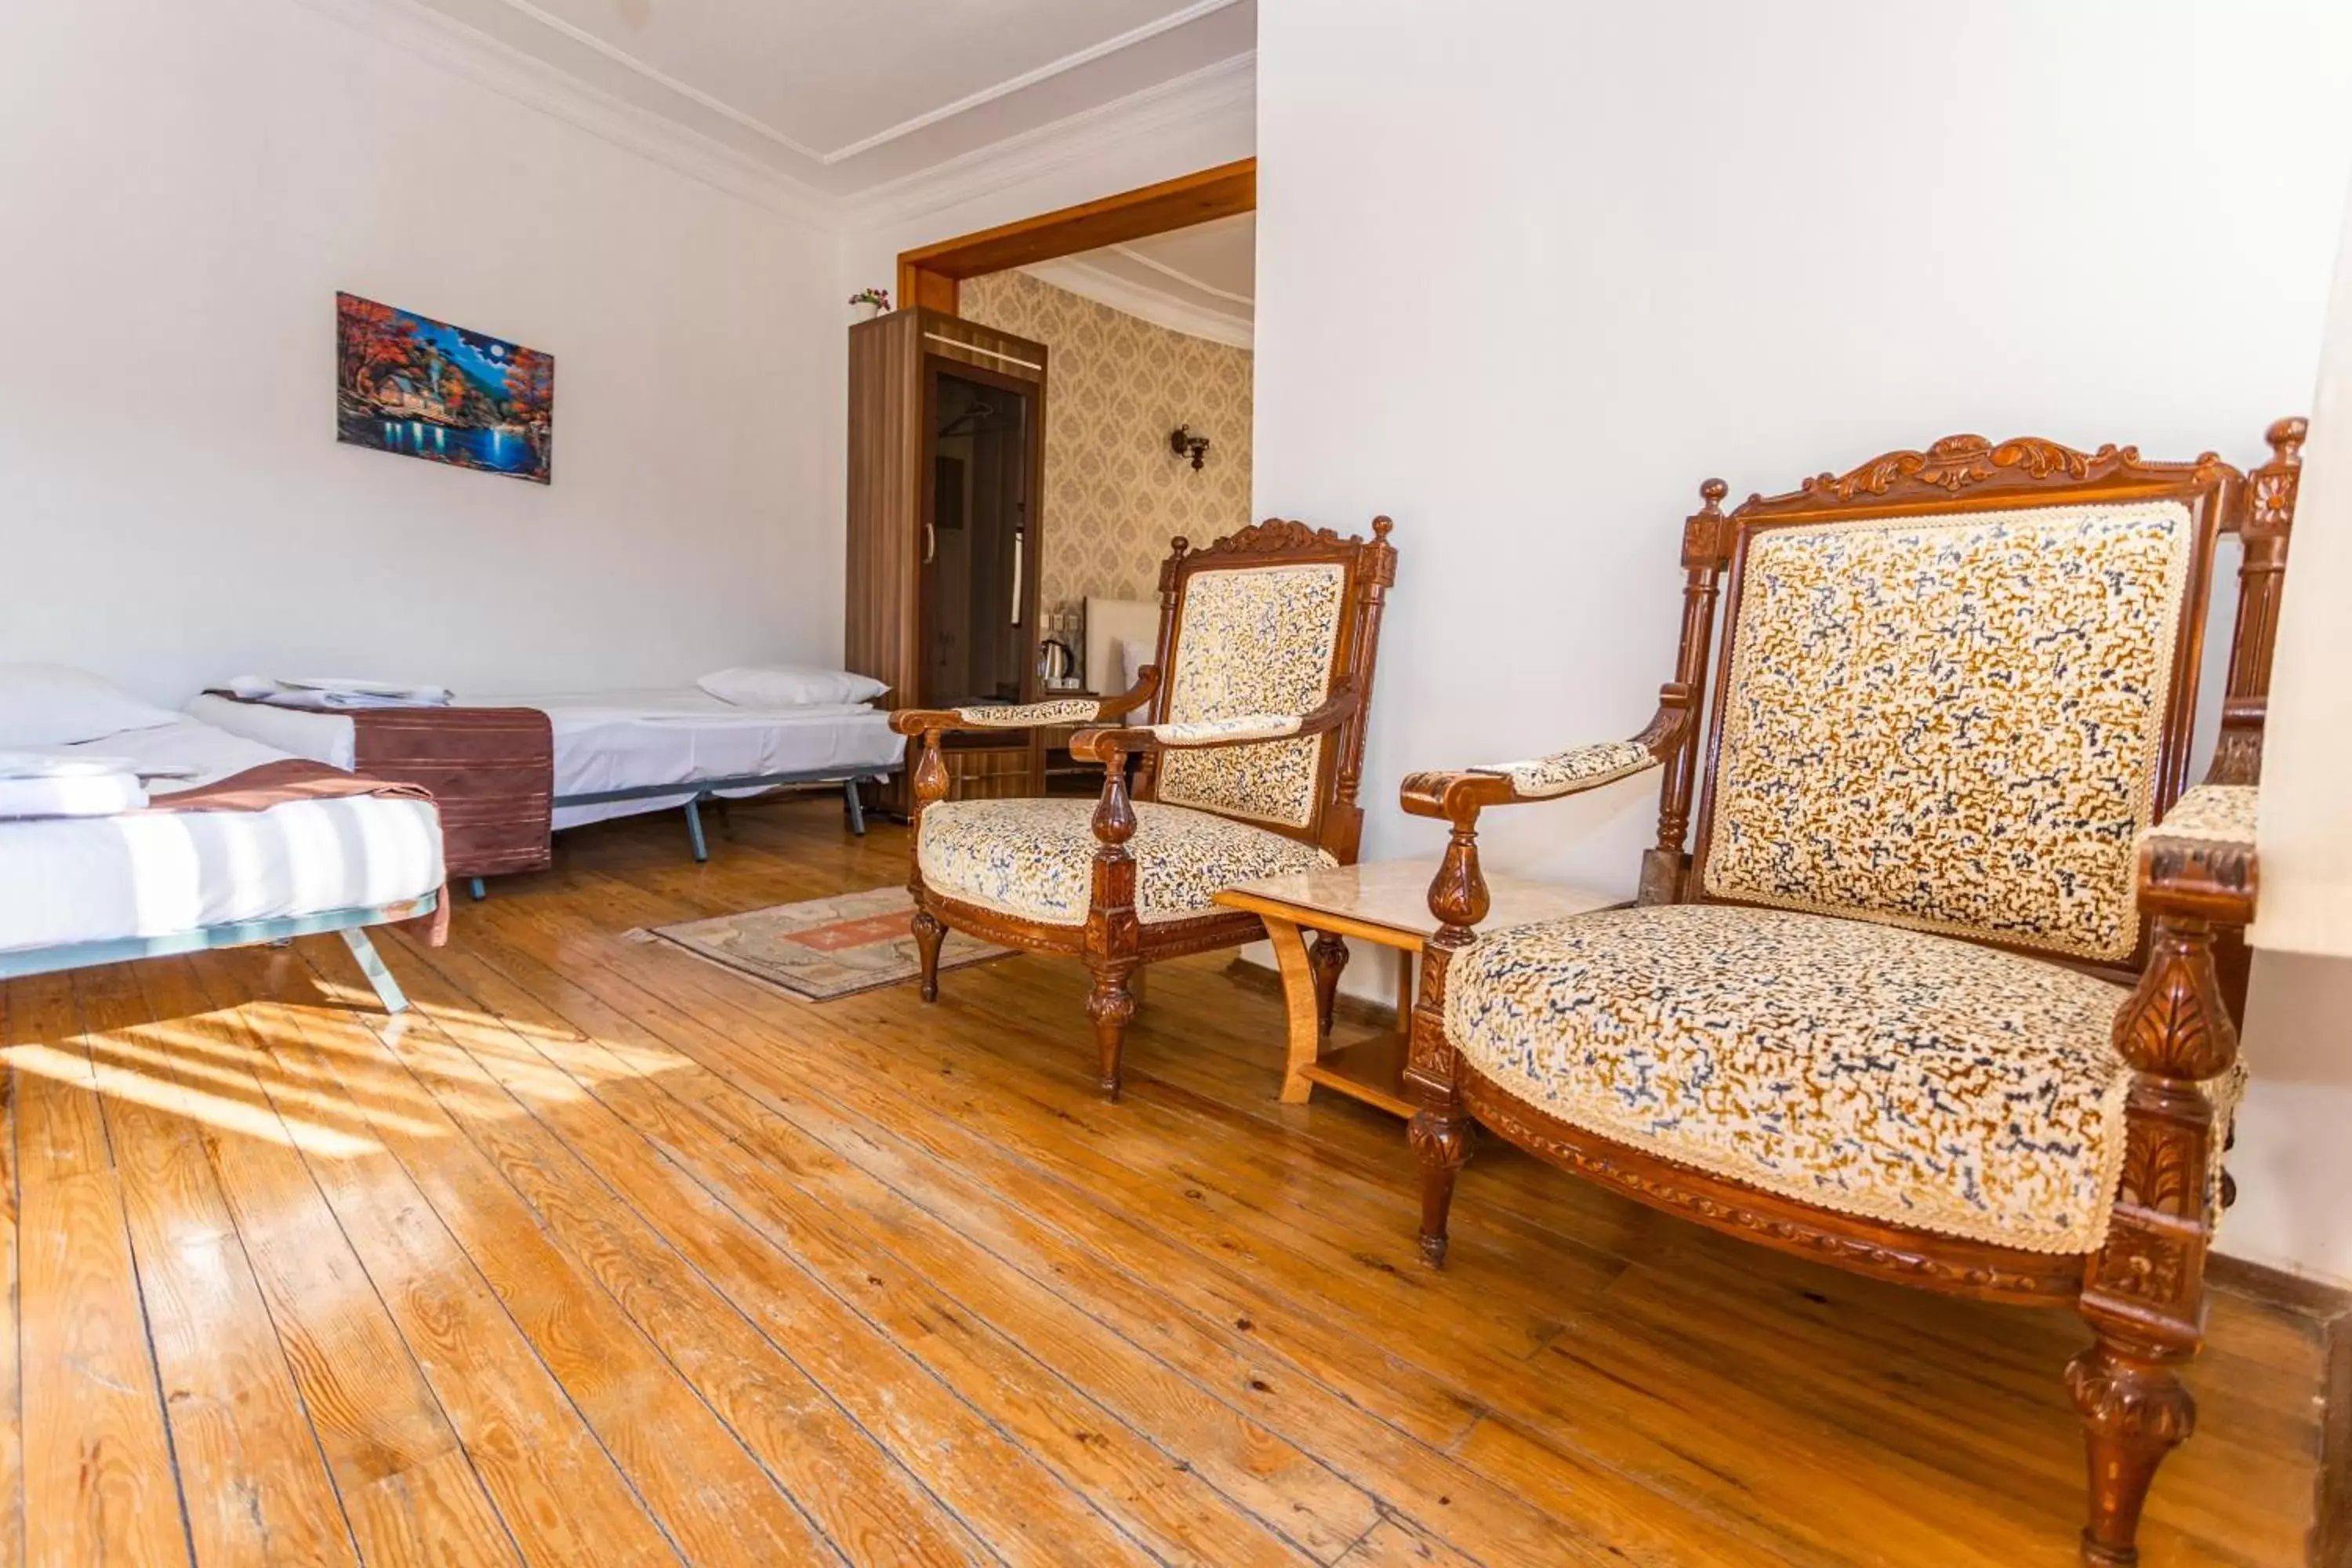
[0,771,148,818]
[224,675,454,709]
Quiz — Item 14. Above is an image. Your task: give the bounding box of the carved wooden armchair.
[893,517,1398,1098]
[1402,423,2300,1566]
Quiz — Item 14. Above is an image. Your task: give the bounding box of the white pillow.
[697,665,888,709]
[0,663,183,748]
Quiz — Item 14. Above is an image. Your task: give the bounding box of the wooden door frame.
[896,158,1254,318]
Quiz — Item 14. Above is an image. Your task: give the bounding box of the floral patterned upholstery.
[1154,563,1347,828]
[1446,902,2241,1254]
[953,699,1107,728]
[1700,502,2196,963]
[2146,783,2256,849]
[1474,740,1658,799]
[917,797,1334,927]
[1152,713,1304,745]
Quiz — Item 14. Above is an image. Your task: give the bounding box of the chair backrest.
[1649,428,2300,976]
[1139,517,1398,861]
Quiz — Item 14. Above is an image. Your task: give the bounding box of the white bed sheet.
[0,718,445,956]
[187,688,904,833]
[185,694,358,771]
[510,688,903,829]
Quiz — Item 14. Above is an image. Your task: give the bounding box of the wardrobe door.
[844,308,1047,808]
[844,309,924,706]
[921,363,1036,708]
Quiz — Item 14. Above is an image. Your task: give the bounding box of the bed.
[0,716,446,1012]
[188,686,906,877]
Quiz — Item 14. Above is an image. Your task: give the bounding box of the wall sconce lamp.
[1169,425,1211,471]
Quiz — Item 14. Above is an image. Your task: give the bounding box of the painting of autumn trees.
[336,292,554,484]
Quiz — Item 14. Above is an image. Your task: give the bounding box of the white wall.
[1254,0,2352,1281]
[0,0,842,703]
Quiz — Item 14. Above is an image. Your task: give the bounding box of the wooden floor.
[0,797,2325,1567]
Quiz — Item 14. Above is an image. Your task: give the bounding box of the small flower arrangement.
[849,287,891,313]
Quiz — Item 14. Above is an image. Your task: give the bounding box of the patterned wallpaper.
[960,268,1253,623]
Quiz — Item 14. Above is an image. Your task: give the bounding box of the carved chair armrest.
[888,670,1161,740]
[894,670,1165,811]
[1401,702,1688,822]
[1065,683,1357,764]
[1400,695,1692,935]
[2136,783,2259,927]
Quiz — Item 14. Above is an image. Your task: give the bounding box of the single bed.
[0,717,446,1011]
[188,686,905,867]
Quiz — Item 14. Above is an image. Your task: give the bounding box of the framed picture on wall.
[335,292,554,483]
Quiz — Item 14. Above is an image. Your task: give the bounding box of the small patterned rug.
[633,887,1014,1001]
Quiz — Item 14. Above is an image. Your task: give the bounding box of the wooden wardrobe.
[846,308,1049,811]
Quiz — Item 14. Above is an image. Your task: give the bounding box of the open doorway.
[903,162,1254,701]
[850,162,1255,804]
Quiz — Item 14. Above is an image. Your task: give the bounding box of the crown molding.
[287,0,834,226]
[488,0,828,161]
[820,0,1246,164]
[282,0,1255,241]
[1107,240,1253,307]
[1022,256,1253,350]
[842,51,1256,233]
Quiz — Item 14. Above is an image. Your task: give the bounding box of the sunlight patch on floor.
[87,1026,448,1140]
[4,1043,378,1158]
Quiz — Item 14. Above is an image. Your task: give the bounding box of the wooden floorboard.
[0,797,2328,1566]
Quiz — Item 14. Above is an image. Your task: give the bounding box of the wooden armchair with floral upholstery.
[893,517,1398,1098]
[1400,423,2301,1566]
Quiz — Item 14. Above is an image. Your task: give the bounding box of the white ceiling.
[408,0,1256,196]
[1027,212,1254,347]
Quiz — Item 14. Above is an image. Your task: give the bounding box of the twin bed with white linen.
[0,670,445,1011]
[0,662,903,1008]
[189,667,906,867]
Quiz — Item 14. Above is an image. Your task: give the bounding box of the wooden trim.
[2203,1257,2352,1568]
[1455,1068,2089,1305]
[2208,1252,2352,1323]
[2321,1313,2352,1568]
[897,158,1255,320]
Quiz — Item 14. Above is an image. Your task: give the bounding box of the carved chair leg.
[1085,959,1138,1101]
[1407,1107,1469,1268]
[1307,931,1348,1036]
[1405,822,1482,1271]
[2067,1330,2196,1566]
[911,906,946,1004]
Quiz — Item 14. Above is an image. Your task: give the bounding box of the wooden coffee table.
[1214,858,1617,1116]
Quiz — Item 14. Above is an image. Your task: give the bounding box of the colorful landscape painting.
[336,292,554,483]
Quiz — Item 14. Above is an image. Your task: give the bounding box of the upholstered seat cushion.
[1446,903,2238,1254]
[918,797,1334,927]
